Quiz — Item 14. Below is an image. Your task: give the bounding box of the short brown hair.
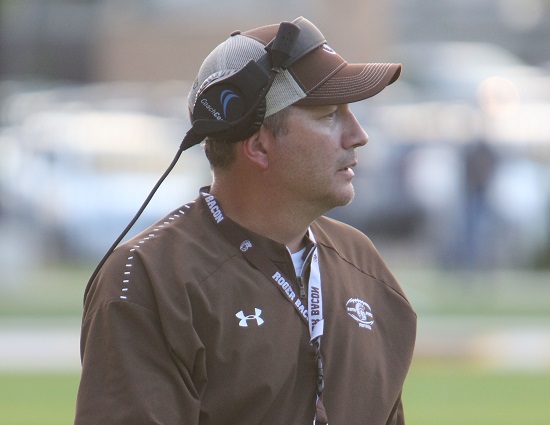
[203,106,292,169]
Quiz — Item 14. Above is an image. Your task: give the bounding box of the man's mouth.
[338,160,358,172]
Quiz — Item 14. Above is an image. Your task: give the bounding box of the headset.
[84,18,326,302]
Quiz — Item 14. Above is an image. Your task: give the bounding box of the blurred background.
[1,0,549,424]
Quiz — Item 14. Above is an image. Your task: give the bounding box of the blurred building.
[392,0,550,67]
[0,0,393,83]
[2,0,550,83]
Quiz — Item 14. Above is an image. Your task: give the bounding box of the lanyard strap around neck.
[201,192,324,328]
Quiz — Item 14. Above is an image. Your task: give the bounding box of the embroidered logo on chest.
[346,298,374,330]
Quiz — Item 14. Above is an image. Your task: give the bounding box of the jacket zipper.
[296,244,316,300]
[297,276,307,299]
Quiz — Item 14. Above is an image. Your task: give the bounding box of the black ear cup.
[193,61,270,142]
[191,60,270,143]
[193,83,247,123]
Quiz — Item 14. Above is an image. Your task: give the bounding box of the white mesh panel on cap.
[265,70,306,117]
[188,34,306,119]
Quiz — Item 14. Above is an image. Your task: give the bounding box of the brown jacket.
[75,193,416,424]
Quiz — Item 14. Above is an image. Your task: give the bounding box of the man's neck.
[209,181,314,253]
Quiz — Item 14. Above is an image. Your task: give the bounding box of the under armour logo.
[236,308,264,327]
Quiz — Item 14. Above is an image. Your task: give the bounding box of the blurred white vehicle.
[392,41,550,104]
[5,107,211,261]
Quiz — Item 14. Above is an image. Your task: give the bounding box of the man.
[75,16,416,425]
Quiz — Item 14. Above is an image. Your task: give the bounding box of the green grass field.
[1,361,549,425]
[403,361,550,425]
[0,373,79,425]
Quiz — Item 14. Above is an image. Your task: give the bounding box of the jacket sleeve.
[74,297,205,424]
[385,393,406,425]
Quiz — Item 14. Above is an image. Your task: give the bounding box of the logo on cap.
[322,44,336,54]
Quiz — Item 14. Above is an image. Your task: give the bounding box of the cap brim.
[295,62,402,106]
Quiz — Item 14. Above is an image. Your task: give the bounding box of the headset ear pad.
[191,61,269,143]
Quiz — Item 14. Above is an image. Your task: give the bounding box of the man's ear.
[240,126,271,170]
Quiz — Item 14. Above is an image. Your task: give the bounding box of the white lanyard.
[307,230,324,345]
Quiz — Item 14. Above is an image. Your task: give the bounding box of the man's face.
[267,104,368,214]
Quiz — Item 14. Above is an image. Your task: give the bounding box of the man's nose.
[343,107,368,149]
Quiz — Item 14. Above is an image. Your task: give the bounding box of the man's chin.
[331,185,356,208]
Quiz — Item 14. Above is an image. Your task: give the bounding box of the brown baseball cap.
[188,16,401,118]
